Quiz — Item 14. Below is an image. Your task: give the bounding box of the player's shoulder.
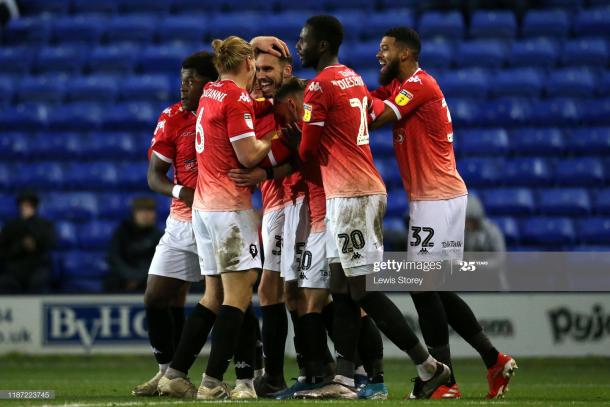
[158,102,183,120]
[224,81,253,105]
[402,69,438,90]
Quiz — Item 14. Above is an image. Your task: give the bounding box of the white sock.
[416,356,437,381]
[235,378,254,387]
[334,375,355,387]
[355,365,366,376]
[159,363,170,373]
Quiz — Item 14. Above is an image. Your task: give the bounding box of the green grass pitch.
[1,355,609,406]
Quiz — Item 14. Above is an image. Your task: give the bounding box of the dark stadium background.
[1,0,609,293]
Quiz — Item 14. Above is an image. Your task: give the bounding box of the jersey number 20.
[350,97,369,146]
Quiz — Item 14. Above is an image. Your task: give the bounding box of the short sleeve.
[384,74,432,120]
[303,80,331,127]
[226,90,256,142]
[371,82,394,100]
[149,111,175,163]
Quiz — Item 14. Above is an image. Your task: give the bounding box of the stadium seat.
[490,68,544,98]
[555,157,605,186]
[275,0,326,12]
[137,45,188,74]
[105,15,158,44]
[369,129,395,156]
[325,0,374,11]
[455,40,506,69]
[437,68,489,99]
[118,0,172,13]
[522,9,571,38]
[470,10,517,39]
[14,162,64,190]
[537,188,591,216]
[97,193,133,219]
[0,76,14,108]
[460,128,508,156]
[483,188,535,216]
[545,68,596,98]
[329,11,366,42]
[28,132,80,159]
[19,0,69,15]
[419,40,453,70]
[478,98,531,127]
[206,12,259,41]
[0,132,18,160]
[100,102,157,131]
[51,16,105,45]
[561,39,609,68]
[0,104,49,132]
[35,46,87,74]
[40,192,98,222]
[78,221,117,249]
[504,158,553,186]
[574,7,610,37]
[118,162,149,189]
[600,72,610,96]
[17,76,66,105]
[457,158,502,187]
[386,191,409,217]
[3,17,50,45]
[510,38,559,69]
[564,127,610,155]
[219,0,274,12]
[577,218,610,244]
[384,216,407,234]
[55,221,78,249]
[88,45,138,74]
[343,41,379,70]
[67,76,118,104]
[121,75,172,103]
[594,189,610,214]
[489,216,520,245]
[542,0,583,9]
[47,103,103,132]
[510,128,564,156]
[65,162,119,190]
[86,132,138,159]
[529,98,581,126]
[0,165,12,191]
[418,11,465,40]
[359,10,414,41]
[61,251,108,292]
[374,158,402,188]
[71,0,118,14]
[0,47,34,75]
[0,194,17,220]
[580,97,610,125]
[521,217,575,246]
[157,15,207,44]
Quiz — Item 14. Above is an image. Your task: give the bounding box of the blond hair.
[211,36,254,75]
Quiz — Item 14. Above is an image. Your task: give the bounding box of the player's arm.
[369,78,429,130]
[227,161,294,187]
[298,81,329,161]
[147,154,194,207]
[232,130,275,168]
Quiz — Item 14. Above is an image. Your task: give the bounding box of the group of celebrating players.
[133,15,517,401]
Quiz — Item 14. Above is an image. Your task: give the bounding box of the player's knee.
[143,288,172,309]
[258,270,283,306]
[284,280,300,311]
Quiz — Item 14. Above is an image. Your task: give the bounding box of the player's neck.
[398,63,420,82]
[316,54,340,73]
[220,73,249,90]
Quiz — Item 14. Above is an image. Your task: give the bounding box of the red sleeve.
[384,74,433,120]
[226,90,256,143]
[299,123,324,162]
[149,109,175,163]
[300,80,331,161]
[367,94,386,123]
[252,98,273,118]
[371,83,394,100]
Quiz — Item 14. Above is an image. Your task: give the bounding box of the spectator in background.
[106,197,163,293]
[464,194,506,254]
[0,191,55,294]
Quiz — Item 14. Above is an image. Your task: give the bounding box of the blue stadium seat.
[219,0,274,11]
[257,12,307,42]
[97,193,133,219]
[437,68,489,99]
[483,188,535,215]
[118,162,149,189]
[55,221,78,249]
[374,158,402,188]
[470,10,517,39]
[39,192,98,221]
[537,188,591,216]
[457,158,502,187]
[206,12,259,41]
[17,76,66,105]
[386,191,409,217]
[0,194,16,220]
[137,45,187,74]
[71,0,118,14]
[0,47,33,75]
[78,221,117,249]
[344,41,379,70]
[61,251,108,292]
[574,7,610,37]
[67,76,118,103]
[565,127,610,155]
[447,98,481,127]
[329,11,366,43]
[35,46,87,74]
[545,68,596,98]
[14,162,64,190]
[86,132,138,159]
[510,38,559,69]
[0,76,13,107]
[4,17,50,45]
[0,104,49,131]
[581,97,610,125]
[19,0,69,14]
[65,162,119,190]
[121,75,171,102]
[594,189,610,214]
[577,218,610,244]
[561,39,609,67]
[529,98,581,126]
[119,0,172,13]
[28,132,80,159]
[555,157,605,186]
[0,165,12,191]
[0,132,18,160]
[325,0,374,11]
[157,15,207,43]
[599,72,610,96]
[504,158,553,186]
[51,16,105,44]
[522,9,571,38]
[419,40,452,70]
[358,69,380,90]
[490,68,544,98]
[100,102,157,131]
[359,10,414,41]
[418,11,465,40]
[275,0,326,12]
[478,98,532,127]
[384,216,407,235]
[105,15,158,44]
[47,103,103,131]
[88,45,138,74]
[510,128,564,156]
[460,128,508,156]
[542,0,583,9]
[521,217,575,246]
[489,216,520,245]
[455,40,506,69]
[369,129,395,156]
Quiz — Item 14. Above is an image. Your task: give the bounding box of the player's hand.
[179,187,195,207]
[281,122,302,154]
[228,168,266,187]
[250,36,290,58]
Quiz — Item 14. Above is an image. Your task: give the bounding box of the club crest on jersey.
[244,113,253,129]
[395,89,413,106]
[303,104,312,122]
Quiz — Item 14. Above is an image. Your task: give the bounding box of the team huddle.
[136,15,517,401]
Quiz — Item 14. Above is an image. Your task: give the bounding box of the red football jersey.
[193,80,258,211]
[302,159,326,233]
[380,68,467,201]
[256,111,285,213]
[303,64,386,199]
[148,102,197,221]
